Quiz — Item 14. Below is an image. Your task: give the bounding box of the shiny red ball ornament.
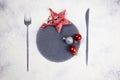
[73,33,82,42]
[69,45,77,55]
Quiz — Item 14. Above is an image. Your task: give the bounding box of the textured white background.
[0,0,120,80]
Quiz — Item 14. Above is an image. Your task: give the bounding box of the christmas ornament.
[69,45,77,55]
[41,8,71,33]
[73,33,82,43]
[63,36,73,45]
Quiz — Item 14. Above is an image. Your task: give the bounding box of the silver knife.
[85,8,89,66]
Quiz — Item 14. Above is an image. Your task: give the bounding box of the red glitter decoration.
[41,8,71,33]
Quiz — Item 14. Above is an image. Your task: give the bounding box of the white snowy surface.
[0,0,120,80]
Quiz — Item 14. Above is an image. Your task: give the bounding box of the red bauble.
[73,33,82,42]
[69,45,77,55]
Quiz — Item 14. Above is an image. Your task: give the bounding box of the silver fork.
[24,13,31,72]
[85,8,89,66]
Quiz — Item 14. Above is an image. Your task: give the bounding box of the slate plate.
[36,23,80,62]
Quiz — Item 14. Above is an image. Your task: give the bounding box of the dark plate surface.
[36,23,80,62]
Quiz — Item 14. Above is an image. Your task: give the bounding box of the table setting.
[0,0,120,80]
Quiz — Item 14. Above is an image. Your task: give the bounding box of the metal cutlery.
[24,13,31,72]
[85,8,89,66]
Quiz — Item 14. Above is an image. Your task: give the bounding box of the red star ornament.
[41,8,71,33]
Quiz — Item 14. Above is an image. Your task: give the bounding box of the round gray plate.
[36,23,80,62]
